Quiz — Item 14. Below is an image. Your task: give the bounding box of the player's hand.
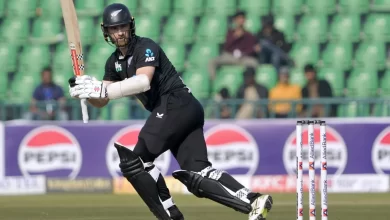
[70,75,107,99]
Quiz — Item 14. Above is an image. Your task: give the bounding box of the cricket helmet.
[101,3,135,46]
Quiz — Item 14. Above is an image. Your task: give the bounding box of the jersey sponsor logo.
[115,61,122,72]
[106,125,171,177]
[204,124,259,175]
[111,9,122,18]
[145,49,155,62]
[372,126,390,174]
[156,113,164,119]
[18,126,82,179]
[283,126,347,175]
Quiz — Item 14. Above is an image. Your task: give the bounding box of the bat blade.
[60,0,89,123]
[60,0,84,77]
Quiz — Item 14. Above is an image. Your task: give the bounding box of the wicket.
[296,120,328,220]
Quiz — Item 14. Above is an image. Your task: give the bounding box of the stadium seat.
[19,45,51,76]
[289,68,307,87]
[188,42,219,69]
[182,69,210,100]
[0,18,30,45]
[379,71,390,96]
[139,0,171,17]
[354,42,386,70]
[371,0,390,11]
[347,70,378,97]
[161,43,186,72]
[87,43,113,71]
[204,0,236,16]
[289,43,320,69]
[337,102,371,117]
[329,15,361,43]
[52,69,73,97]
[111,101,130,120]
[363,14,390,42]
[0,43,19,73]
[78,17,96,46]
[196,15,228,44]
[38,0,62,18]
[162,15,195,44]
[53,43,74,76]
[297,15,328,43]
[321,43,353,71]
[244,13,262,34]
[75,0,105,17]
[239,0,270,16]
[339,0,370,15]
[106,0,138,15]
[6,0,37,18]
[173,0,204,17]
[274,15,295,42]
[305,0,336,15]
[10,73,40,103]
[373,103,390,116]
[255,65,278,90]
[0,0,5,18]
[318,68,345,96]
[213,66,245,95]
[135,15,161,43]
[272,0,304,15]
[30,17,62,44]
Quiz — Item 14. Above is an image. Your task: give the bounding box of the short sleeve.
[103,55,122,81]
[135,39,160,69]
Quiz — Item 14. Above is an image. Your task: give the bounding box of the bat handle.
[80,98,89,123]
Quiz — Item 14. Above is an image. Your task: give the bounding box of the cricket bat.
[60,0,89,123]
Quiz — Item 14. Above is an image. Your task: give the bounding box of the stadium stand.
[0,0,389,120]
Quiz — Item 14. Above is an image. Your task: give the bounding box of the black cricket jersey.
[103,36,186,111]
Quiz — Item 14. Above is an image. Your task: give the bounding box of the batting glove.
[70,75,107,99]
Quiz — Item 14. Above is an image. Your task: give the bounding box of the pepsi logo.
[283,126,347,175]
[205,124,259,175]
[372,127,390,174]
[106,125,171,177]
[18,126,82,179]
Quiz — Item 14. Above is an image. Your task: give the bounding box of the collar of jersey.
[115,36,138,60]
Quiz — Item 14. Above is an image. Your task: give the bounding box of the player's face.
[107,23,130,47]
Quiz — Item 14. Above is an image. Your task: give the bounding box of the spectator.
[236,67,268,118]
[301,64,335,117]
[26,67,68,120]
[255,15,291,70]
[269,67,302,118]
[213,87,232,119]
[208,11,258,79]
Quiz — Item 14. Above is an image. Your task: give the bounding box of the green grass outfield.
[0,193,389,220]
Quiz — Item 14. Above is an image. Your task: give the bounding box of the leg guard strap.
[172,169,252,214]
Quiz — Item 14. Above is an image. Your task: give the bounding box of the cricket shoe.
[248,194,273,220]
[168,205,184,220]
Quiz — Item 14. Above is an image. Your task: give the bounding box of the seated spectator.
[269,67,302,118]
[236,67,268,118]
[26,67,68,120]
[255,15,291,70]
[208,11,258,79]
[213,87,232,119]
[301,64,335,117]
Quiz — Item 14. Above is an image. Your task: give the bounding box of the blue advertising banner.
[4,118,390,179]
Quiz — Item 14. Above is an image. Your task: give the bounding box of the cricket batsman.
[69,3,273,220]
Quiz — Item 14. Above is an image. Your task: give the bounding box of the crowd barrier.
[0,118,389,195]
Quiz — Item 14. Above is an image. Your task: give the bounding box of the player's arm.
[105,68,153,99]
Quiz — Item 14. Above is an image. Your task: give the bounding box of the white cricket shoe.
[248,194,273,220]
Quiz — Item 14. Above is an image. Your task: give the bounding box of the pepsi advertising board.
[3,118,390,179]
